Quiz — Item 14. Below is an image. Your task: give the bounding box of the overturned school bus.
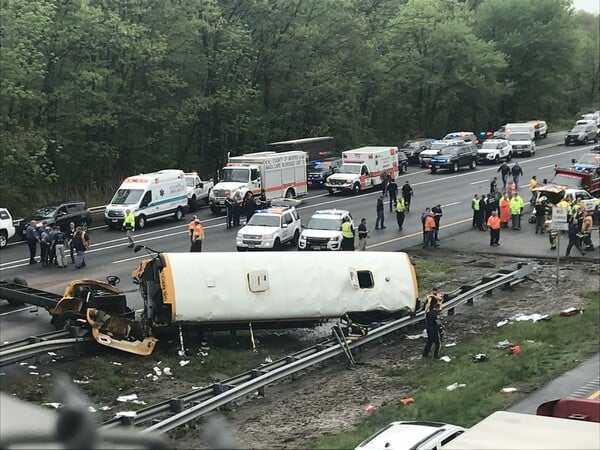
[90,250,419,355]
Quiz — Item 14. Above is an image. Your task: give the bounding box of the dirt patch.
[1,249,598,449]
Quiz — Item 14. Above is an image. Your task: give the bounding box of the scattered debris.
[446,383,466,391]
[111,361,122,366]
[472,354,487,362]
[508,345,521,354]
[100,406,112,411]
[29,372,39,376]
[501,387,518,393]
[439,356,451,363]
[73,379,90,384]
[399,397,414,405]
[493,340,513,349]
[179,360,190,367]
[361,404,376,413]
[560,307,583,316]
[117,394,138,402]
[264,356,273,364]
[19,362,27,366]
[497,313,549,327]
[28,365,37,370]
[47,352,57,356]
[444,342,457,347]
[132,400,147,405]
[163,367,173,376]
[115,411,136,418]
[153,366,162,376]
[43,402,63,409]
[88,406,97,413]
[152,375,159,381]
[406,330,428,340]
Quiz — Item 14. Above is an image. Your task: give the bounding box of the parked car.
[575,120,600,137]
[397,150,409,174]
[298,209,353,251]
[564,124,598,146]
[477,139,512,164]
[0,208,16,249]
[307,157,343,188]
[401,139,434,164]
[235,206,301,251]
[18,202,92,239]
[429,143,478,173]
[354,421,465,450]
[419,139,466,167]
[508,131,536,156]
[580,113,599,128]
[442,131,479,145]
[527,120,548,139]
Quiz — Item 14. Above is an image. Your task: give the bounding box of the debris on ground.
[439,356,451,362]
[508,345,521,354]
[399,397,414,405]
[361,404,376,413]
[560,307,584,316]
[42,402,63,409]
[501,387,518,393]
[446,383,466,391]
[472,354,487,362]
[493,340,513,349]
[117,394,138,402]
[405,330,427,340]
[179,360,190,367]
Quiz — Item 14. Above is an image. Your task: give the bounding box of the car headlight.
[346,179,353,183]
[329,236,340,242]
[326,177,331,183]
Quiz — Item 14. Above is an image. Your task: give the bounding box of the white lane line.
[538,164,556,170]
[469,180,488,185]
[442,201,461,207]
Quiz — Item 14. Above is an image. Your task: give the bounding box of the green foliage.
[314,291,599,449]
[1,0,597,212]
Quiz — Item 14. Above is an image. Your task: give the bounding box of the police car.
[0,208,16,249]
[236,206,301,251]
[298,209,353,251]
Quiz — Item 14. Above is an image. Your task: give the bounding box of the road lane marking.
[442,202,461,207]
[538,164,556,170]
[366,218,472,249]
[588,389,600,400]
[469,180,488,185]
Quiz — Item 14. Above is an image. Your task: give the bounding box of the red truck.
[551,167,600,196]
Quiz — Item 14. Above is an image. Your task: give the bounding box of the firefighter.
[123,209,136,248]
[340,217,355,251]
[422,288,444,359]
[581,211,594,250]
[545,219,558,250]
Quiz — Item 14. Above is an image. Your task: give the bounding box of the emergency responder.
[565,217,585,257]
[357,218,368,251]
[499,193,510,229]
[487,210,501,246]
[375,195,385,229]
[511,162,523,190]
[190,218,205,252]
[422,288,444,359]
[545,219,558,250]
[497,162,510,188]
[534,199,546,234]
[490,177,498,195]
[471,194,480,228]
[224,197,234,228]
[244,192,257,222]
[529,175,538,205]
[67,221,77,264]
[40,225,51,267]
[380,172,390,197]
[422,210,438,248]
[395,198,406,230]
[432,204,442,241]
[259,189,268,209]
[232,190,243,227]
[340,217,355,251]
[581,211,594,250]
[401,181,413,212]
[188,215,198,243]
[122,209,135,248]
[509,192,524,230]
[387,178,398,212]
[25,220,39,264]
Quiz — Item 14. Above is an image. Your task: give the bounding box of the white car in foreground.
[298,209,353,251]
[477,139,512,164]
[0,208,16,249]
[236,206,301,251]
[354,421,465,450]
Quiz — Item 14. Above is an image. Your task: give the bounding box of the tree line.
[1,0,598,214]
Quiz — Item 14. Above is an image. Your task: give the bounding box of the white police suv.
[236,206,301,251]
[298,209,353,251]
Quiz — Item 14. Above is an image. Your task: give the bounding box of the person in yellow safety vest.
[509,192,523,230]
[190,219,205,252]
[188,215,198,244]
[122,209,136,248]
[528,176,538,205]
[340,217,355,251]
[395,198,406,230]
[471,194,480,228]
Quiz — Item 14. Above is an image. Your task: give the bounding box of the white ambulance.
[324,146,399,194]
[209,151,307,213]
[104,169,188,229]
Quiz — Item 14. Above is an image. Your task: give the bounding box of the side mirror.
[282,223,288,229]
[197,183,204,189]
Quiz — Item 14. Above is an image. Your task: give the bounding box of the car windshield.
[402,141,421,149]
[111,189,144,205]
[306,217,342,230]
[508,133,530,140]
[185,178,196,187]
[571,126,587,133]
[221,168,250,183]
[577,154,600,166]
[430,142,449,150]
[550,175,582,189]
[32,206,59,217]
[310,161,332,172]
[481,142,502,150]
[247,214,281,227]
[337,164,361,174]
[441,148,459,156]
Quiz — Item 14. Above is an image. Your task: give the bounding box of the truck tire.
[470,159,477,170]
[0,230,7,249]
[236,246,247,252]
[174,207,184,221]
[507,152,512,161]
[137,215,146,229]
[273,238,282,251]
[290,230,300,246]
[204,190,211,205]
[327,189,334,195]
[453,162,459,173]
[352,183,361,195]
[210,205,222,214]
[494,155,500,164]
[285,188,295,199]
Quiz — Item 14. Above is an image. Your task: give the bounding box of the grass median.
[313,291,599,449]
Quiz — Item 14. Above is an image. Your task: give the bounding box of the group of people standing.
[225,190,267,229]
[25,220,90,269]
[376,179,414,230]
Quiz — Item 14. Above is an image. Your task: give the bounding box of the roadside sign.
[551,207,568,223]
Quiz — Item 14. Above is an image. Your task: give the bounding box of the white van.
[104,169,188,229]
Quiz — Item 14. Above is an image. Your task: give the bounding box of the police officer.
[122,209,136,248]
[224,197,234,229]
[422,288,444,359]
[387,178,398,212]
[357,218,368,251]
[401,181,413,212]
[340,217,355,251]
[244,192,257,222]
[25,220,39,264]
[54,226,68,268]
[395,198,406,230]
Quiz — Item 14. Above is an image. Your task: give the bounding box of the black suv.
[401,138,434,164]
[429,144,478,173]
[18,202,92,239]
[307,157,343,187]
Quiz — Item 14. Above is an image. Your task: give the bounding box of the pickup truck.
[184,172,214,208]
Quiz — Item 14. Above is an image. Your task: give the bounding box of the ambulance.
[209,151,307,213]
[104,169,188,229]
[324,146,399,194]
